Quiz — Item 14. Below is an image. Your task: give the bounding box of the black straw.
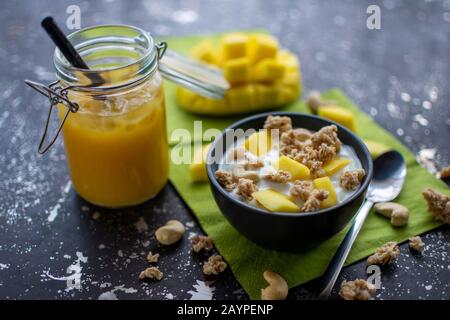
[41,17,103,85]
[42,17,89,69]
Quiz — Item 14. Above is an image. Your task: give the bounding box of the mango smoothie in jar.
[53,25,168,207]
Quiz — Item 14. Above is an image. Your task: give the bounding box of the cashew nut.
[305,91,335,114]
[155,220,185,245]
[374,202,409,227]
[261,270,288,300]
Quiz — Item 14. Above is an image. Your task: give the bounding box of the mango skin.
[189,143,211,182]
[313,176,337,208]
[318,105,356,132]
[364,140,391,159]
[273,155,310,180]
[322,158,351,176]
[253,189,300,212]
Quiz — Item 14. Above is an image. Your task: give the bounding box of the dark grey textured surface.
[0,0,449,300]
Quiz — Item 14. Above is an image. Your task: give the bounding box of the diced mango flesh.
[223,57,250,84]
[322,158,351,176]
[253,189,300,212]
[244,130,272,156]
[189,144,211,182]
[176,32,302,115]
[253,58,285,82]
[313,177,337,208]
[273,155,310,180]
[219,33,249,61]
[364,140,391,159]
[318,105,356,132]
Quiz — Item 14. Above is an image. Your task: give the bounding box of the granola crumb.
[139,267,163,281]
[232,165,259,182]
[215,170,236,192]
[191,235,214,253]
[340,169,366,191]
[244,158,264,170]
[263,115,292,133]
[339,279,376,300]
[367,241,400,266]
[309,160,326,178]
[311,125,341,152]
[317,143,337,163]
[146,251,159,264]
[290,180,314,201]
[301,189,329,212]
[203,255,227,275]
[263,170,291,183]
[439,165,450,179]
[236,178,259,201]
[409,236,425,253]
[422,188,450,224]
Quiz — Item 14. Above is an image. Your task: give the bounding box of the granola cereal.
[309,160,326,178]
[203,255,227,275]
[311,125,341,152]
[422,188,450,224]
[244,158,264,170]
[146,251,159,264]
[191,235,214,253]
[339,279,376,300]
[263,115,292,133]
[340,169,366,191]
[367,241,400,266]
[215,170,236,191]
[301,189,329,212]
[439,165,450,179]
[317,143,337,163]
[139,267,163,281]
[263,170,292,183]
[409,236,425,253]
[292,145,319,168]
[232,165,259,182]
[227,146,246,162]
[290,180,314,201]
[236,178,259,201]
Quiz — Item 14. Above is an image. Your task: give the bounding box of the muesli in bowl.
[214,115,366,213]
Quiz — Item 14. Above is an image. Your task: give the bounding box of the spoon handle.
[316,199,374,299]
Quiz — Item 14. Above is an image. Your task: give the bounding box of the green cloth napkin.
[164,35,447,300]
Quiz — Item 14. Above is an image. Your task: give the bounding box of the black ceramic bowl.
[206,111,373,252]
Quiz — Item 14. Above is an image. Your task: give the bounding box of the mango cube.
[253,58,286,82]
[247,34,279,65]
[318,105,356,132]
[189,143,211,182]
[254,84,279,107]
[191,40,219,65]
[253,189,300,212]
[226,85,256,110]
[277,50,300,71]
[313,177,337,208]
[244,130,272,156]
[364,140,391,159]
[219,33,249,62]
[273,155,310,180]
[276,86,297,105]
[322,158,351,176]
[223,57,250,85]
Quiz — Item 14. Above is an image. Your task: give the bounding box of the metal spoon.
[316,150,407,299]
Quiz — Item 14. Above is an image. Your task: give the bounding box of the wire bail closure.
[24,42,168,155]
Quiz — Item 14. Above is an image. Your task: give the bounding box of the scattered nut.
[367,241,400,266]
[439,165,450,179]
[339,279,376,300]
[155,220,185,245]
[305,91,335,114]
[203,255,227,275]
[409,236,425,253]
[261,270,289,300]
[422,188,450,224]
[139,267,163,281]
[146,251,159,264]
[191,235,214,253]
[374,202,409,227]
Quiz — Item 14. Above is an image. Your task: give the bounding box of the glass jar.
[54,25,168,207]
